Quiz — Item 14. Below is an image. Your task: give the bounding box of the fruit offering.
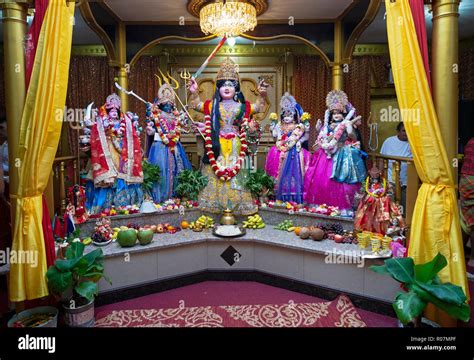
[297,226,324,240]
[275,219,294,231]
[117,228,138,247]
[189,215,214,230]
[154,223,180,234]
[91,218,112,244]
[242,214,265,229]
[137,228,154,245]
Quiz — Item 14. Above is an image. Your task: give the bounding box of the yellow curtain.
[9,1,75,302]
[385,0,468,300]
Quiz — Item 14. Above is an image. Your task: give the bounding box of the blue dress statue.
[145,83,192,203]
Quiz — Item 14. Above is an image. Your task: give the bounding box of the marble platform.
[76,207,354,234]
[91,226,399,303]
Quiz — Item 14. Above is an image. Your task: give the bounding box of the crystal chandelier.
[200,0,257,38]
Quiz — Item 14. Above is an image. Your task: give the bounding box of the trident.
[179,68,192,108]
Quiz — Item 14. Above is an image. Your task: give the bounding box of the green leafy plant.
[141,160,161,197]
[244,169,275,198]
[370,253,470,325]
[65,228,81,244]
[46,242,111,304]
[175,170,208,201]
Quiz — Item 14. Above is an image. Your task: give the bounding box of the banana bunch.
[82,237,92,245]
[275,219,294,231]
[242,214,265,229]
[189,215,215,230]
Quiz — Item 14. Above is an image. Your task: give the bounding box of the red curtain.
[409,0,431,87]
[25,0,49,89]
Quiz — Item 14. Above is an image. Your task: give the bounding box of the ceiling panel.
[103,0,355,22]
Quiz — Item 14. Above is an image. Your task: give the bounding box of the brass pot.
[220,209,236,225]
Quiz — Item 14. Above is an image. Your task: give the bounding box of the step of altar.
[76,207,354,236]
[89,226,398,305]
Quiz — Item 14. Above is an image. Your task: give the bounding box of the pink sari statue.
[265,93,310,203]
[304,90,367,211]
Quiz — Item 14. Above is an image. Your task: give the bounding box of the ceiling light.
[227,37,236,47]
[200,0,257,38]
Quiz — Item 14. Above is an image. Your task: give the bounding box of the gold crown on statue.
[326,90,348,112]
[105,93,121,110]
[216,57,240,81]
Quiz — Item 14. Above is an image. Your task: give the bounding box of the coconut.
[310,227,325,241]
[299,227,311,240]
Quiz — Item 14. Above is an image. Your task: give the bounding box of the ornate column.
[116,22,128,112]
[432,0,460,179]
[430,0,461,328]
[1,0,28,222]
[332,20,344,90]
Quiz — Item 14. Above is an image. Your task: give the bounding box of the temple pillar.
[332,20,344,90]
[116,22,128,112]
[1,0,28,223]
[432,0,460,179]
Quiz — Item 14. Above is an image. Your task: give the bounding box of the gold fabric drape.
[293,56,331,147]
[9,0,75,302]
[294,55,373,150]
[0,54,5,118]
[66,56,115,156]
[460,47,474,101]
[370,55,392,88]
[128,55,163,122]
[344,56,372,149]
[385,0,468,303]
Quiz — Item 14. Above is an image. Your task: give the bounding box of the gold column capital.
[431,0,460,20]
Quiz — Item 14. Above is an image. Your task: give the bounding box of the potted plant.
[370,253,470,327]
[140,159,161,213]
[46,241,111,327]
[244,169,275,203]
[175,169,208,201]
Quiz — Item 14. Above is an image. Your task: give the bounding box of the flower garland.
[318,120,347,158]
[204,114,248,182]
[276,123,305,153]
[365,177,387,198]
[152,109,182,152]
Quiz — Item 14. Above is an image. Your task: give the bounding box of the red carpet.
[95,281,397,327]
[95,294,366,327]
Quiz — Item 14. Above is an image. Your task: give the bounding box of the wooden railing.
[368,152,419,225]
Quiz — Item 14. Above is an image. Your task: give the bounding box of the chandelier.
[200,0,257,38]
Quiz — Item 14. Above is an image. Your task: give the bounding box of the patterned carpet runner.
[95,295,367,328]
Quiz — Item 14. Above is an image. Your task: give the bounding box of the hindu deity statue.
[354,164,404,234]
[187,57,268,215]
[145,81,192,203]
[265,92,310,203]
[304,90,367,211]
[66,184,87,224]
[81,93,144,214]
